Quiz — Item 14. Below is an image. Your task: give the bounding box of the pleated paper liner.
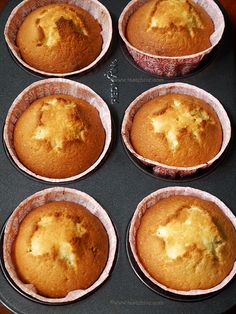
[4,0,112,77]
[121,82,231,179]
[4,78,112,183]
[128,187,236,300]
[2,187,117,304]
[118,0,225,77]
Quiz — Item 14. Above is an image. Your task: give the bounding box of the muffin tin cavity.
[4,0,113,76]
[128,187,236,299]
[3,79,112,183]
[2,188,117,303]
[121,83,231,180]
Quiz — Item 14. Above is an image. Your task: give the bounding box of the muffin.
[12,200,109,298]
[130,93,222,167]
[134,192,236,291]
[126,0,214,57]
[16,3,103,73]
[13,94,105,178]
[3,187,117,302]
[119,0,224,77]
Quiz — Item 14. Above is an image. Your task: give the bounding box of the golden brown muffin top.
[13,94,105,178]
[16,4,103,73]
[126,0,214,56]
[137,195,236,290]
[130,93,222,167]
[13,201,109,298]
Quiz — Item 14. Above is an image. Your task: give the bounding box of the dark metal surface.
[0,1,236,314]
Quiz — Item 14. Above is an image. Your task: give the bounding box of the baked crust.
[137,195,236,290]
[13,201,109,298]
[126,0,214,56]
[13,94,105,178]
[16,3,103,73]
[130,93,222,167]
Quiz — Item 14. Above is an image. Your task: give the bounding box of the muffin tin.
[0,0,236,313]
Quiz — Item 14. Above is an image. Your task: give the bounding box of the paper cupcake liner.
[118,0,225,77]
[121,82,231,178]
[129,186,236,296]
[4,0,112,77]
[3,187,117,303]
[3,78,112,182]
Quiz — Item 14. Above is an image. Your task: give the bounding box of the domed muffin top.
[16,3,103,73]
[13,94,105,178]
[136,195,236,291]
[126,0,214,56]
[130,93,222,167]
[13,201,109,298]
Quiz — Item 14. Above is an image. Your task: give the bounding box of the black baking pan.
[0,1,236,314]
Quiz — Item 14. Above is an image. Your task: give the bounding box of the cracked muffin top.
[16,3,103,73]
[126,0,214,56]
[13,94,105,178]
[130,93,222,167]
[136,195,236,291]
[12,201,109,298]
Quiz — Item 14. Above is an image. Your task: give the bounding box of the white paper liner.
[121,82,231,177]
[4,0,112,77]
[3,78,112,182]
[118,0,225,77]
[3,187,117,303]
[129,186,236,295]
